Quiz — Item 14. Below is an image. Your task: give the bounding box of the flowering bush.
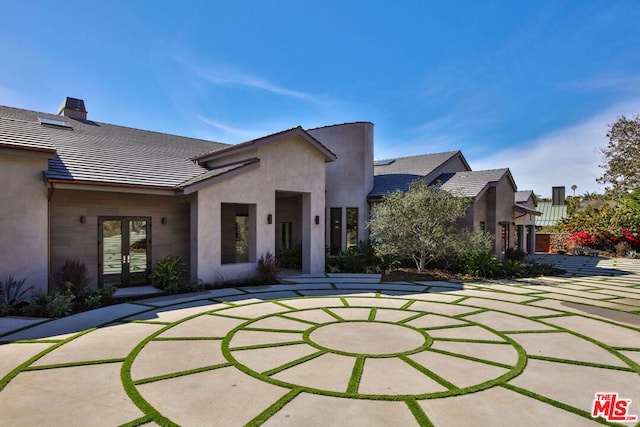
[567,231,596,248]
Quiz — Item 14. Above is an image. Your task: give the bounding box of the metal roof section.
[0,116,56,155]
[535,201,568,226]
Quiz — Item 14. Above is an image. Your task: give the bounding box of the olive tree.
[368,179,469,272]
[597,114,640,196]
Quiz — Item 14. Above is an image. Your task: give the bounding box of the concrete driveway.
[1,255,639,426]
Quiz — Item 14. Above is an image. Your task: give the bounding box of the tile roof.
[515,190,535,204]
[0,116,55,153]
[436,168,512,198]
[0,105,230,188]
[373,151,463,176]
[368,174,424,197]
[535,201,568,227]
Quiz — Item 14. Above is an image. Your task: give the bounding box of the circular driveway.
[1,255,639,426]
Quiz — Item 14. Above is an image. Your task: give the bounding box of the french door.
[99,217,151,287]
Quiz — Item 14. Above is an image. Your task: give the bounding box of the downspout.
[46,177,55,293]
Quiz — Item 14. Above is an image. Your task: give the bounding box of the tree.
[597,114,640,196]
[571,184,577,196]
[368,180,469,272]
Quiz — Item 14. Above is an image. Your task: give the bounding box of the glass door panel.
[100,217,151,287]
[102,219,123,286]
[128,220,148,285]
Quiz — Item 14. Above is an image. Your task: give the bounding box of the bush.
[149,256,187,289]
[52,260,91,298]
[327,240,387,273]
[505,247,527,262]
[278,245,302,269]
[257,251,278,284]
[502,259,525,278]
[464,250,503,278]
[0,276,34,310]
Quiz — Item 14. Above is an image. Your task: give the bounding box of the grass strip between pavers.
[230,340,307,352]
[118,414,155,427]
[406,398,434,427]
[261,350,328,377]
[0,327,96,392]
[426,347,513,369]
[121,309,231,426]
[321,307,345,321]
[399,355,458,390]
[23,358,125,371]
[527,355,636,372]
[368,307,377,321]
[500,383,621,426]
[347,356,366,393]
[133,362,232,386]
[152,336,223,341]
[245,388,303,426]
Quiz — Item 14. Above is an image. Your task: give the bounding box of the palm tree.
[571,184,577,196]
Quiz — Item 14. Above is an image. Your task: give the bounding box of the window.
[281,222,292,250]
[346,207,358,248]
[330,208,342,255]
[221,203,255,264]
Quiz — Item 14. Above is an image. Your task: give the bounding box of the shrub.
[257,251,278,284]
[149,256,187,289]
[52,260,91,298]
[505,247,527,262]
[279,245,302,269]
[567,231,596,249]
[464,250,502,278]
[502,259,525,278]
[0,276,34,310]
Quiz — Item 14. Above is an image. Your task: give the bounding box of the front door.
[99,217,151,287]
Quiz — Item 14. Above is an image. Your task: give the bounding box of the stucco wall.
[308,122,374,250]
[195,136,327,283]
[50,190,191,289]
[0,153,49,293]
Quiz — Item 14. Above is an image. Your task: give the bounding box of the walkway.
[1,255,639,426]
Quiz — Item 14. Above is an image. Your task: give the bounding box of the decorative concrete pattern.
[0,255,639,426]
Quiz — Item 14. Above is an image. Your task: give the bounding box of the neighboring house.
[535,186,568,227]
[0,97,530,294]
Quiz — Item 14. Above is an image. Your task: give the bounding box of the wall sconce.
[80,215,86,224]
[315,215,320,225]
[267,214,273,224]
[161,217,167,225]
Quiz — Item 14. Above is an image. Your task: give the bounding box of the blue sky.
[2,1,639,197]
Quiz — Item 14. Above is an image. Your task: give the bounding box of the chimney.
[57,97,87,120]
[552,186,566,206]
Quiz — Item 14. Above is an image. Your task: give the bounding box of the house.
[367,151,526,255]
[514,190,541,254]
[535,186,568,227]
[0,98,528,294]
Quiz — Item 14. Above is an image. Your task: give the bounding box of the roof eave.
[178,159,261,195]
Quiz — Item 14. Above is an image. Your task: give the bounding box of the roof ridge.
[0,105,230,147]
[373,150,460,162]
